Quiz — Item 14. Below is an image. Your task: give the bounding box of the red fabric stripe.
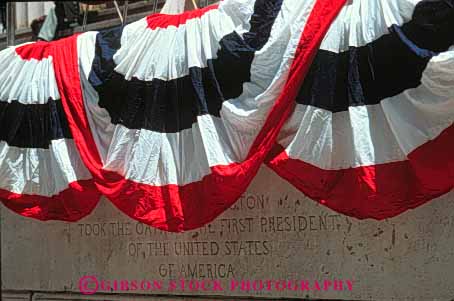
[146,4,219,30]
[52,35,106,181]
[0,180,100,222]
[15,36,80,61]
[15,41,53,60]
[266,124,454,220]
[95,165,256,232]
[57,0,346,232]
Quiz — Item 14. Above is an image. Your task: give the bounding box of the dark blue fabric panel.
[243,0,284,50]
[96,67,220,133]
[296,29,431,112]
[392,25,438,59]
[401,0,454,53]
[88,0,283,133]
[0,99,72,149]
[88,26,123,88]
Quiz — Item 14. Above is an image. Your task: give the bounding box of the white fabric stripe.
[319,0,421,53]
[278,48,454,170]
[113,8,236,81]
[0,46,60,104]
[78,31,98,81]
[0,139,93,196]
[160,0,186,14]
[103,115,237,186]
[279,105,408,170]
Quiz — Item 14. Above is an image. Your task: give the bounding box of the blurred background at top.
[0,0,218,49]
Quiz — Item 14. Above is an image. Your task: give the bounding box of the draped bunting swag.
[0,0,453,232]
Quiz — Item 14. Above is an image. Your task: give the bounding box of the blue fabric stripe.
[0,98,72,149]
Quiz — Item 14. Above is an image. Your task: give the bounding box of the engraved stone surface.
[1,292,31,301]
[2,166,454,300]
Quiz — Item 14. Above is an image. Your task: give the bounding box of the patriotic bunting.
[0,41,100,220]
[268,0,454,219]
[0,0,453,232]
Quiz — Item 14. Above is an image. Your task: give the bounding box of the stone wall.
[2,166,454,301]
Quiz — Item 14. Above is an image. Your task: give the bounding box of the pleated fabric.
[268,0,454,219]
[0,40,101,221]
[63,0,347,231]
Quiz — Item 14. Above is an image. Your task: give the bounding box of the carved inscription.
[75,194,349,280]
